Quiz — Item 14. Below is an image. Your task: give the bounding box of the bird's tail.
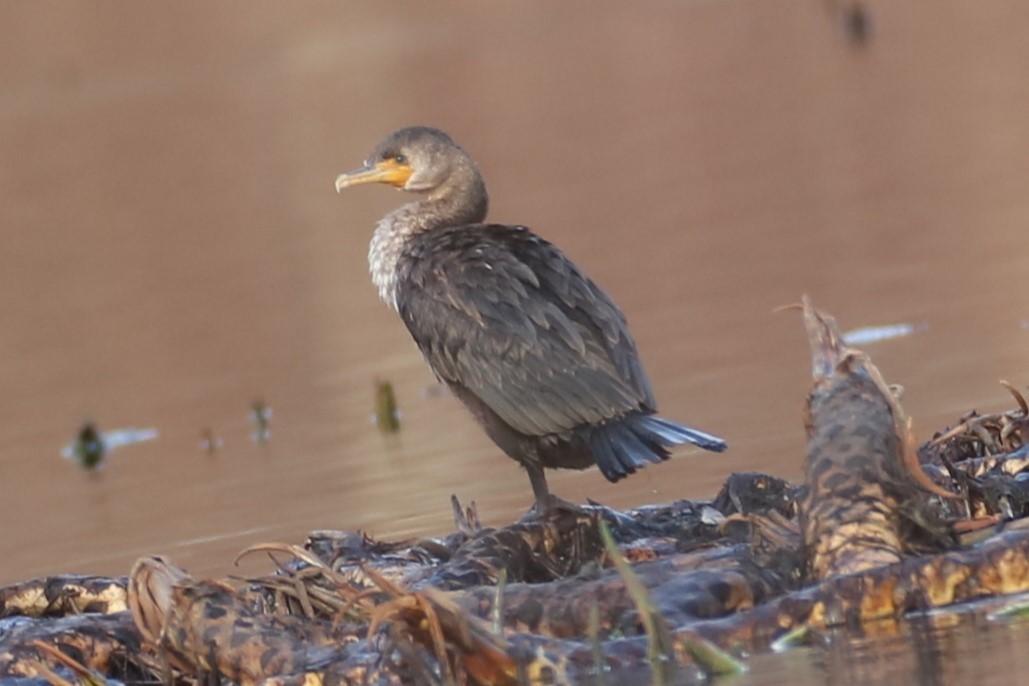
[588,414,727,483]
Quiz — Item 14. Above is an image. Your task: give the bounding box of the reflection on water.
[249,400,272,445]
[2,1,1029,683]
[372,379,402,436]
[746,604,1029,686]
[841,321,923,346]
[60,423,158,470]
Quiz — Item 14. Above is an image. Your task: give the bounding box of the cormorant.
[336,126,726,508]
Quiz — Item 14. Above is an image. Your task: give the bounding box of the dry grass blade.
[452,494,482,535]
[127,556,188,649]
[587,601,606,685]
[677,631,748,676]
[770,624,812,653]
[597,521,673,665]
[30,640,108,686]
[292,572,317,619]
[771,302,803,314]
[239,552,372,621]
[418,587,517,685]
[360,565,516,685]
[416,593,456,686]
[386,623,442,686]
[360,563,408,598]
[23,660,77,686]
[491,567,507,636]
[599,521,746,678]
[930,421,975,447]
[363,565,415,639]
[330,586,380,625]
[234,542,328,569]
[1000,380,1029,415]
[929,383,1029,452]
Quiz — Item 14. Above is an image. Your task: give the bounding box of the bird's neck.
[425,172,489,226]
[369,175,489,310]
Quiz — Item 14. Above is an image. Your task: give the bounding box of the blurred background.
[1,1,1028,590]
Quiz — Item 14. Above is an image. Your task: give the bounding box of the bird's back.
[395,223,656,440]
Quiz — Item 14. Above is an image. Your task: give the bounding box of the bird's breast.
[369,215,420,311]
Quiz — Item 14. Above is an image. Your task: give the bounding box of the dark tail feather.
[639,416,727,453]
[590,433,628,481]
[589,414,727,483]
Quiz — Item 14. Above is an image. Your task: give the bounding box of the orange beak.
[335,159,414,192]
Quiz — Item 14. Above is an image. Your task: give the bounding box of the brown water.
[2,0,1029,681]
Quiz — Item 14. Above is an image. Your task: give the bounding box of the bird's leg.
[526,462,551,508]
[523,463,584,519]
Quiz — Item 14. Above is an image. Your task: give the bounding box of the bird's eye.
[393,154,407,164]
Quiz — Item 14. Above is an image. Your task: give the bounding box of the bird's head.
[335,126,475,195]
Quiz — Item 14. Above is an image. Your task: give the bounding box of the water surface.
[1,1,1028,681]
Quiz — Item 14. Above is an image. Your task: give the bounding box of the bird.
[335,126,726,509]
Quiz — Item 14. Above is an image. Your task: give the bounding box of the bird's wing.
[396,225,655,437]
